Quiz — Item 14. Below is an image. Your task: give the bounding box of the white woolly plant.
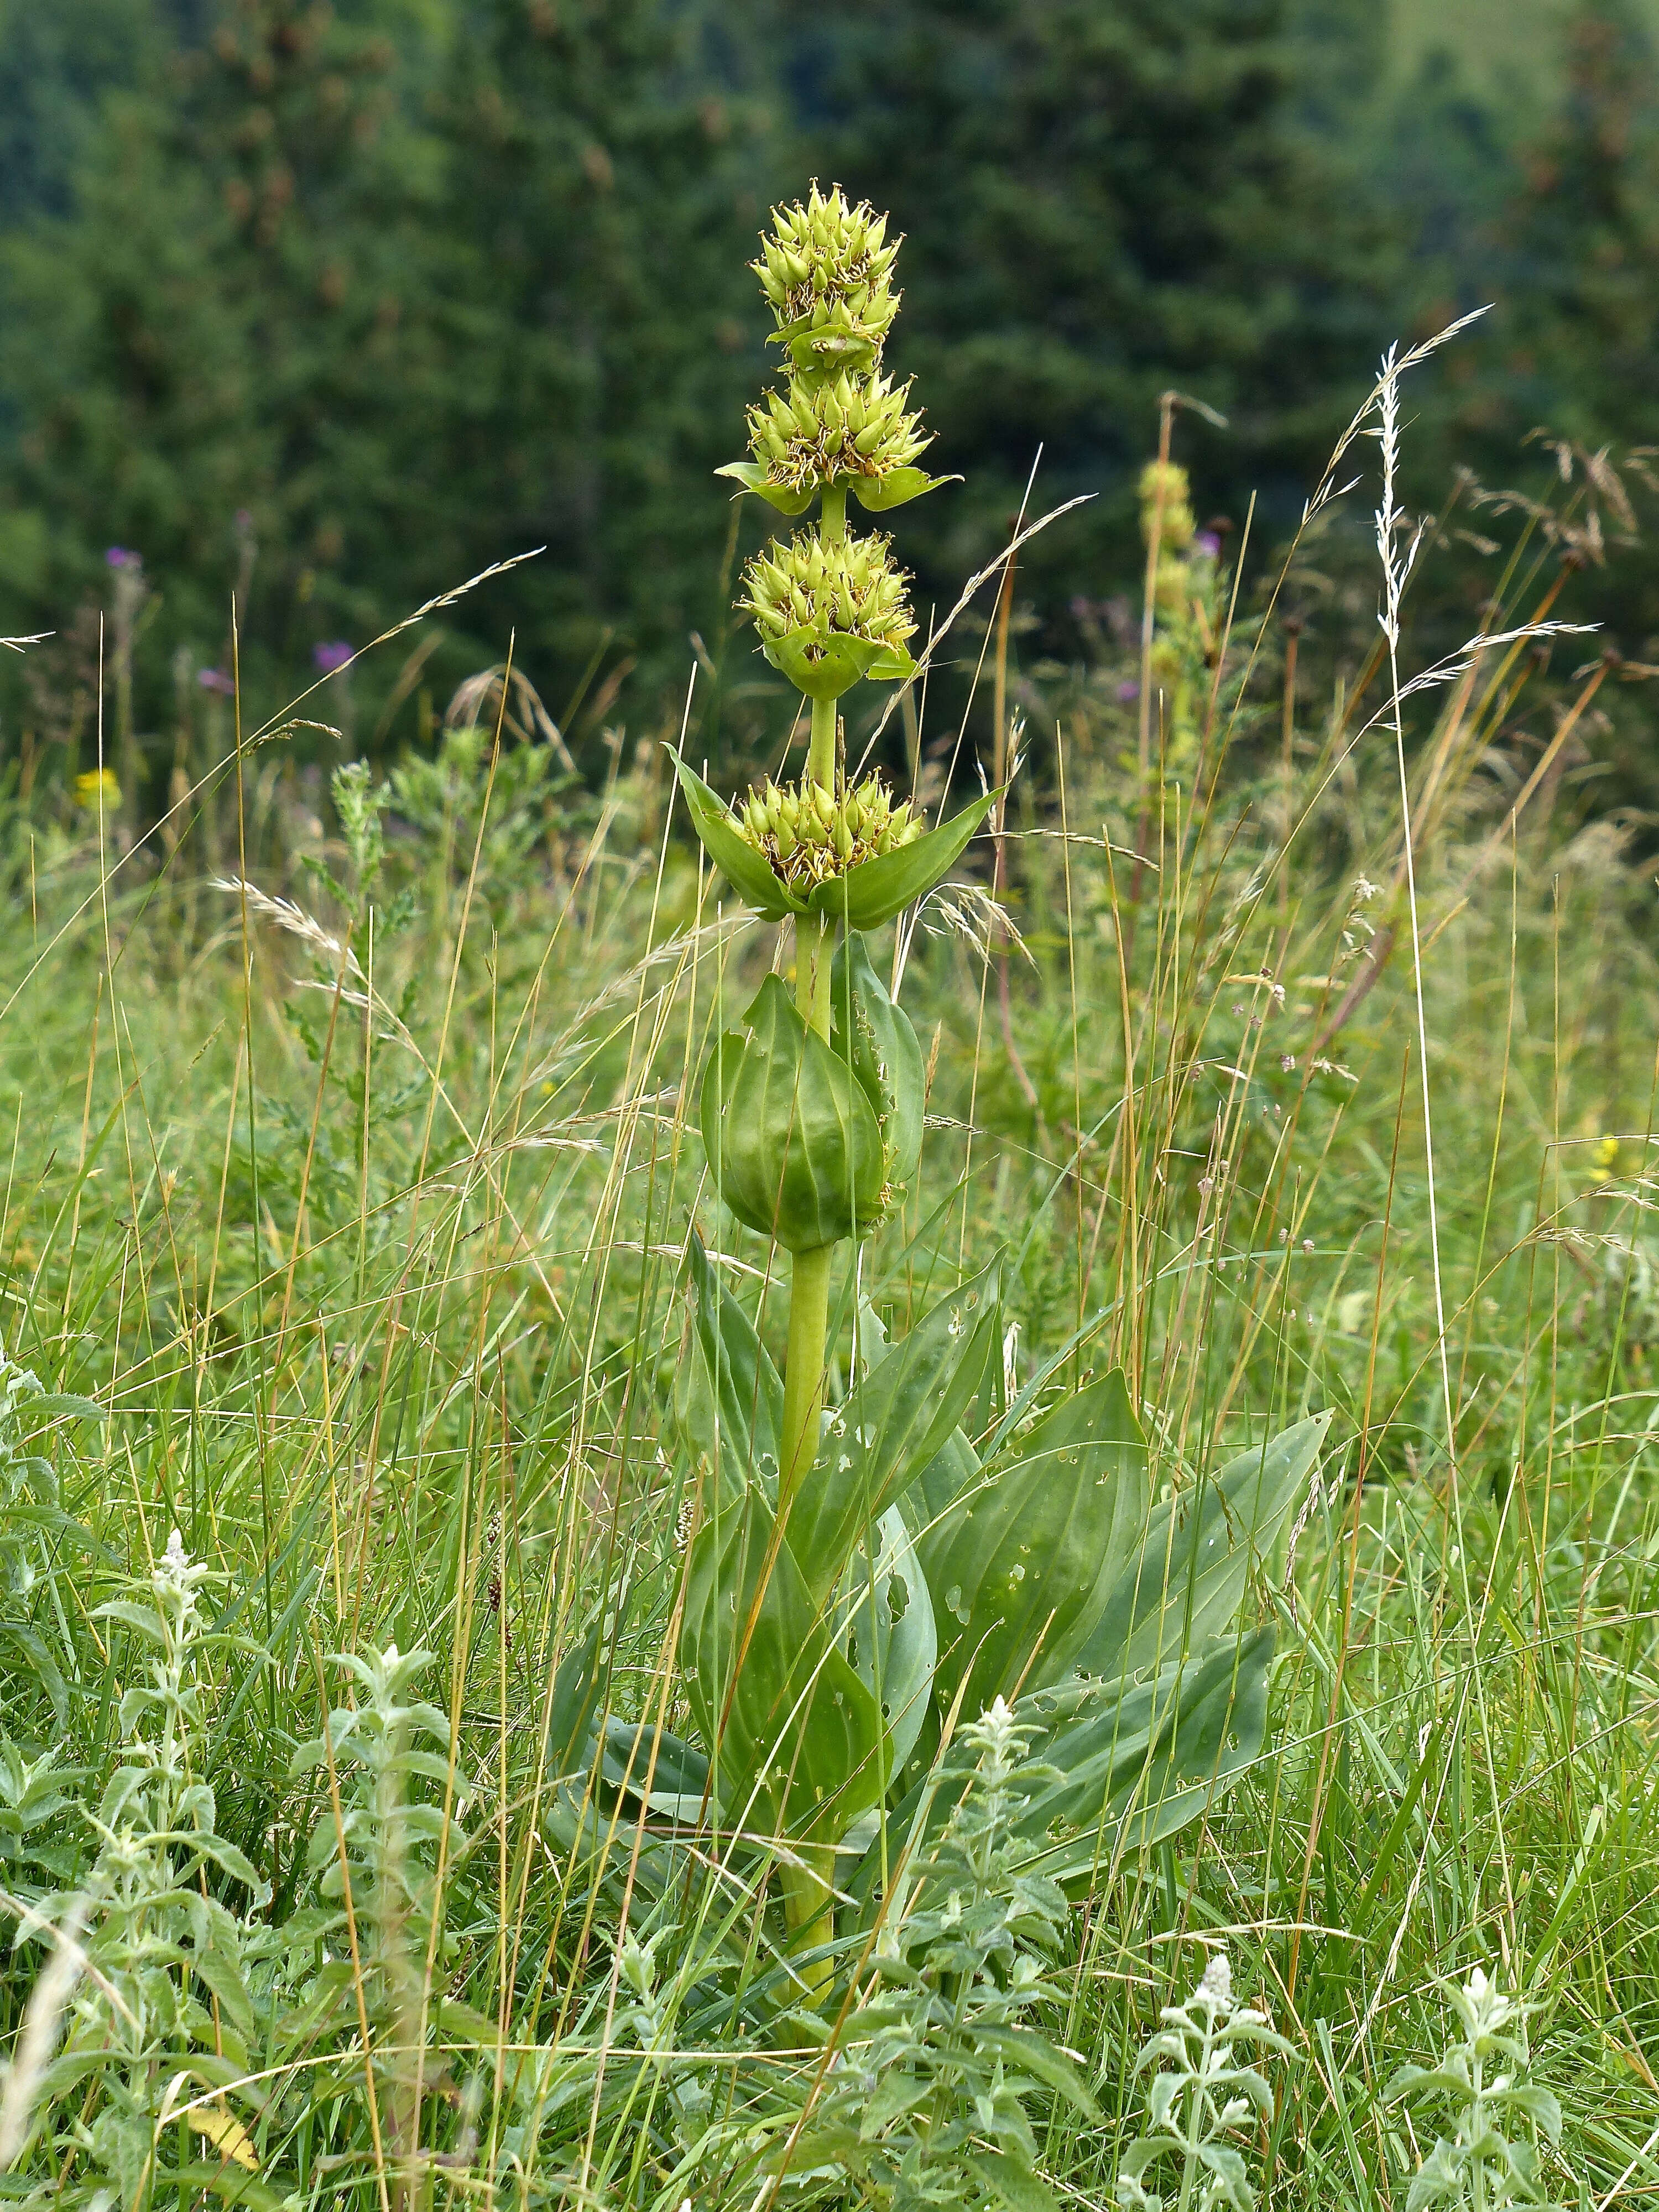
[1385,1968,1567,2212]
[1115,1951,1295,2212]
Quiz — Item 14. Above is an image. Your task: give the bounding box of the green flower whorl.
[745,368,931,500]
[740,526,915,664]
[754,181,901,375]
[732,770,924,893]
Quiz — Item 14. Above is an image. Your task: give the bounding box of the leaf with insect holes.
[917,1368,1149,1718]
[1073,1413,1328,1683]
[674,1231,785,1499]
[854,1626,1279,1902]
[833,1505,936,1776]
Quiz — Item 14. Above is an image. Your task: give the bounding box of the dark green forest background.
[2,0,1657,786]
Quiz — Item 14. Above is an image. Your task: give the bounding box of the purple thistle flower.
[197,667,235,696]
[313,640,354,674]
[1193,530,1222,560]
[106,546,139,570]
[1116,678,1140,704]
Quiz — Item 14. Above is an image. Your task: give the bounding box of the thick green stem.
[779,1241,831,1523]
[807,691,838,794]
[778,1845,837,2005]
[779,906,835,1521]
[774,497,849,2000]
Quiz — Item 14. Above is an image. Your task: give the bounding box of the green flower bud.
[700,973,886,1252]
[738,526,917,694]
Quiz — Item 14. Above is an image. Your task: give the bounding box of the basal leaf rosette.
[718,368,952,517]
[754,182,900,379]
[673,753,997,930]
[740,527,917,701]
[700,973,886,1251]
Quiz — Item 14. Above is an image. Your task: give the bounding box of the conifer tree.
[801,0,1385,613]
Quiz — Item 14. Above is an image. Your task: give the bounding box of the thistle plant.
[628,186,1332,2010]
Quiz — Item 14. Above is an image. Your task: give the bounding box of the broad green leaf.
[906,1422,980,1533]
[919,1370,1148,1715]
[715,460,815,514]
[830,931,925,1197]
[1014,1626,1277,1879]
[545,1619,603,1776]
[834,1505,937,1775]
[598,1716,712,1823]
[804,789,997,930]
[787,1260,1001,1606]
[674,1232,784,1498]
[1073,1413,1329,1682]
[700,974,886,1252]
[671,752,803,919]
[855,1629,1275,1905]
[684,1483,886,1847]
[851,467,960,513]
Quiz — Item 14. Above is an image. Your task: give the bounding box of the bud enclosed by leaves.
[700,974,886,1252]
[675,754,997,932]
[733,769,924,890]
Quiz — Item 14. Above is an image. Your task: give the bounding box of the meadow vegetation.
[1,191,1658,2212]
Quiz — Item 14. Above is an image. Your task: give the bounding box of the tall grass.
[1,346,1657,2209]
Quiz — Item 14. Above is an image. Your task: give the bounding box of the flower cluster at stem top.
[754,180,901,373]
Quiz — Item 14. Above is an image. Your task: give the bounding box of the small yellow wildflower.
[1588,1134,1620,1185]
[73,767,122,812]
